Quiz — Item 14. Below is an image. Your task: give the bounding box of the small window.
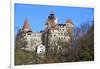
[59,37,60,40]
[59,47,61,50]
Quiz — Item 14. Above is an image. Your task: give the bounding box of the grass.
[15,48,38,65]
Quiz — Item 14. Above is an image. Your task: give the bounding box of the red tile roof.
[23,18,31,31]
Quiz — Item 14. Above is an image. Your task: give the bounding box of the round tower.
[47,12,58,32]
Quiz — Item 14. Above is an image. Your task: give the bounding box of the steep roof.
[66,19,74,25]
[22,18,31,31]
[57,24,66,26]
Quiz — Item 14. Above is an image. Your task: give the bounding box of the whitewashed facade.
[22,32,42,52]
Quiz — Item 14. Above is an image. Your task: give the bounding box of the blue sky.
[14,3,94,33]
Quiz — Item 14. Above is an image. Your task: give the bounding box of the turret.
[47,12,58,32]
[66,19,74,33]
[22,18,31,32]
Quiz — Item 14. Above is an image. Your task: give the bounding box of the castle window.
[59,37,60,40]
[62,29,64,31]
[58,47,62,51]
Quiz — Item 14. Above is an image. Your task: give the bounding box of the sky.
[14,3,94,33]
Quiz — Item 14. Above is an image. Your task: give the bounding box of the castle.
[15,12,74,55]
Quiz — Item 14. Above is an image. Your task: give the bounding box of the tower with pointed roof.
[47,12,58,32]
[22,18,31,32]
[66,19,74,33]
